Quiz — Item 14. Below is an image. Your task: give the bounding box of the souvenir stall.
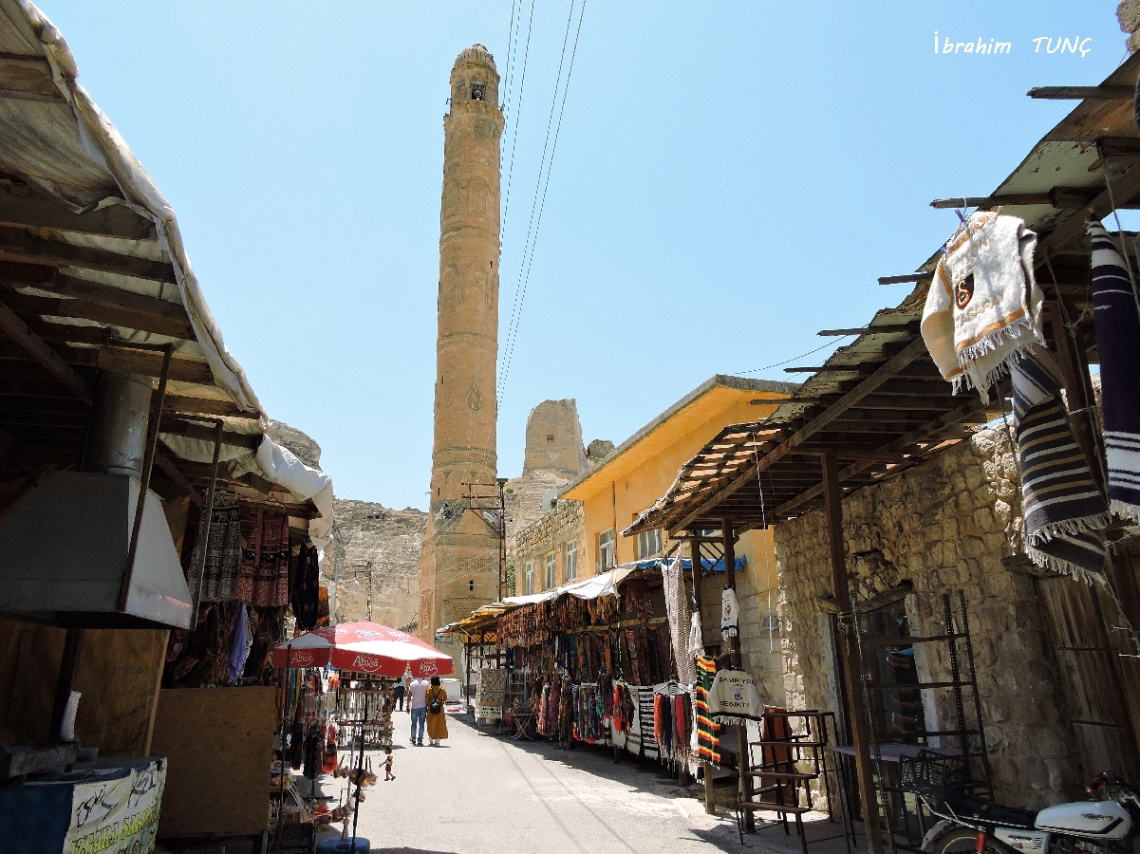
[461,567,701,774]
[153,491,331,844]
[270,622,454,851]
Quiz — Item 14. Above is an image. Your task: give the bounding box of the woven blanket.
[1088,222,1140,523]
[921,211,1044,401]
[1013,349,1108,580]
[720,587,739,640]
[661,557,696,686]
[694,655,722,767]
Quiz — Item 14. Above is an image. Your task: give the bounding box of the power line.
[498,0,587,406]
[735,335,852,376]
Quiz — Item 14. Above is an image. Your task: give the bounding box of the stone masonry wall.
[513,500,585,594]
[775,426,1078,808]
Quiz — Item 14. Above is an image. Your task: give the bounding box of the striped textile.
[694,655,722,767]
[1012,349,1108,580]
[635,686,659,758]
[1088,223,1140,523]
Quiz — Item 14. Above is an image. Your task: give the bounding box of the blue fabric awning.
[628,556,746,573]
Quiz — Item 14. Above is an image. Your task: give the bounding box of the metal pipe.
[191,418,225,620]
[118,343,173,612]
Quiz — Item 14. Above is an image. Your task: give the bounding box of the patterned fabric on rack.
[636,686,659,758]
[185,492,242,603]
[660,557,696,686]
[234,508,290,607]
[695,655,722,766]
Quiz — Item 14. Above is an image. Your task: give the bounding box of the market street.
[317,711,852,854]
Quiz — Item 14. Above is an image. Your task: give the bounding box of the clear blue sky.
[40,2,1128,510]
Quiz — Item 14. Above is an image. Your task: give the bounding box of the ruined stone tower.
[418,45,504,647]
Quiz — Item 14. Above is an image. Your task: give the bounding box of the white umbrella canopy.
[272,620,454,677]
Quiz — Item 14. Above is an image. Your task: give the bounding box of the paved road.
[314,711,852,854]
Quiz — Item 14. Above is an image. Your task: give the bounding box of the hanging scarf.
[1088,223,1140,523]
[720,587,739,640]
[694,655,722,766]
[1012,349,1108,580]
[921,211,1045,401]
[227,603,251,685]
[687,611,704,660]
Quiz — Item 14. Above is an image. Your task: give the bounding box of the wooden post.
[723,522,754,830]
[693,535,716,816]
[823,452,882,854]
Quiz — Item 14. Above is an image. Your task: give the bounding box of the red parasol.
[271,620,453,677]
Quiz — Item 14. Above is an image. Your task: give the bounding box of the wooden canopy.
[627,51,1140,542]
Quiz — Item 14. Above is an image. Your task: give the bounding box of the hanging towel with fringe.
[922,211,1044,402]
[1088,222,1140,523]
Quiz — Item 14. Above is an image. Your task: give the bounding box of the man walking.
[408,673,429,746]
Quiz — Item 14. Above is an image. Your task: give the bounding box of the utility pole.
[462,478,509,601]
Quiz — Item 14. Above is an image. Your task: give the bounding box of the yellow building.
[560,375,791,575]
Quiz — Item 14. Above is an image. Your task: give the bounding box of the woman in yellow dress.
[425,675,448,746]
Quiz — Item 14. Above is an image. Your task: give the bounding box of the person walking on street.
[393,676,406,712]
[384,745,395,781]
[408,674,429,746]
[426,675,448,746]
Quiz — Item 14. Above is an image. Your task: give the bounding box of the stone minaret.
[418,45,504,647]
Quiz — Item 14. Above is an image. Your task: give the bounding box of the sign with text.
[64,760,165,854]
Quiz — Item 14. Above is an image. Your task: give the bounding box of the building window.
[524,561,534,595]
[563,540,578,582]
[598,529,615,571]
[637,528,663,560]
[545,552,556,590]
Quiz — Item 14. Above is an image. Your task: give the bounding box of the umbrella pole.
[350,693,365,849]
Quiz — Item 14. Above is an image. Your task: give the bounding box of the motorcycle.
[899,750,1139,854]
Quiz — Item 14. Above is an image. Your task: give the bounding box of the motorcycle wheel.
[930,827,1016,854]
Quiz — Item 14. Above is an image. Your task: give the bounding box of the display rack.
[851,589,992,849]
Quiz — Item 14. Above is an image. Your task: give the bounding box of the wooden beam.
[0,299,92,405]
[1027,85,1133,100]
[94,348,213,385]
[154,449,203,506]
[1037,162,1140,256]
[930,187,1098,210]
[878,273,932,285]
[822,451,882,854]
[0,226,176,283]
[164,394,258,420]
[0,53,62,103]
[158,416,260,451]
[0,187,155,239]
[52,275,190,324]
[817,324,916,336]
[0,289,194,340]
[776,399,983,516]
[669,337,929,534]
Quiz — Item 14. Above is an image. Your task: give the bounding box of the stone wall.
[328,499,426,628]
[513,500,585,593]
[775,426,1078,808]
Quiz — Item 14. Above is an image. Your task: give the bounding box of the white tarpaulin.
[1,0,335,548]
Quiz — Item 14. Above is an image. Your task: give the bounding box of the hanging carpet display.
[292,544,321,630]
[235,508,291,608]
[921,210,1044,401]
[1088,222,1140,523]
[184,492,242,602]
[1012,349,1108,579]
